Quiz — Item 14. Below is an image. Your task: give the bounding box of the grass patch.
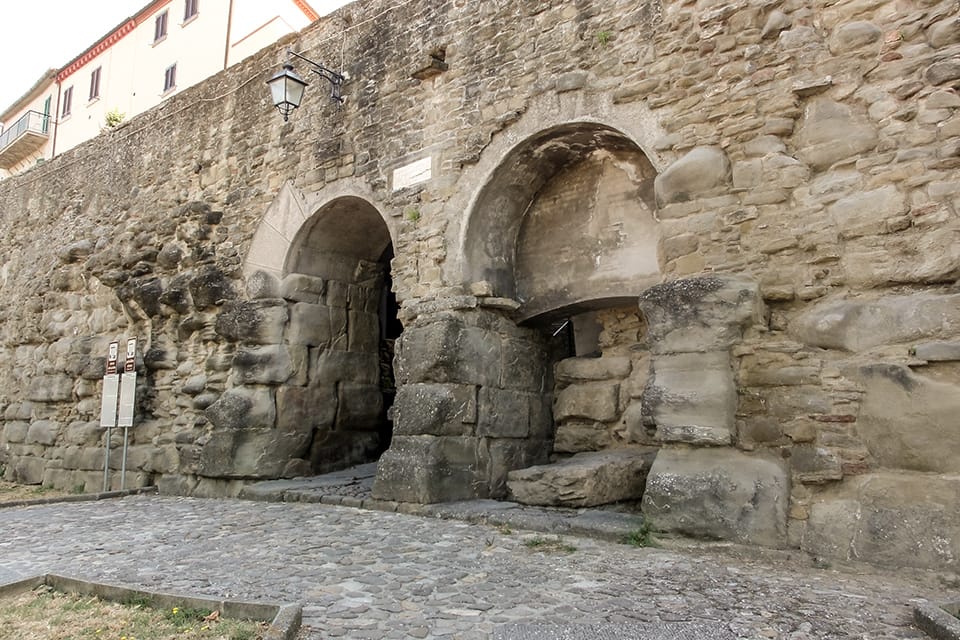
[622,522,657,548]
[0,481,75,503]
[523,536,577,554]
[0,586,268,639]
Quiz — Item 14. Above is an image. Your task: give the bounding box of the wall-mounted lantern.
[267,49,345,121]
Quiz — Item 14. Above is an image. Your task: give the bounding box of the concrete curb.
[915,602,960,640]
[0,574,301,640]
[0,486,159,509]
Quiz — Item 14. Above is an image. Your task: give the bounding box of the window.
[163,64,177,93]
[62,86,73,117]
[154,10,168,42]
[89,67,101,101]
[183,0,198,21]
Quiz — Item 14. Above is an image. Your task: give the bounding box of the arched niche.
[461,122,661,323]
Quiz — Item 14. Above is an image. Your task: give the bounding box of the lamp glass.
[267,64,308,118]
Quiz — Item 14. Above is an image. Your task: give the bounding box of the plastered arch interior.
[460,120,663,322]
[243,179,396,280]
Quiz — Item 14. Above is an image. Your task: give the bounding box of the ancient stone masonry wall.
[0,0,958,570]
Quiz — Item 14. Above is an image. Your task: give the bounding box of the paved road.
[0,495,954,639]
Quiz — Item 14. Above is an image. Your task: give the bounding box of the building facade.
[0,0,318,178]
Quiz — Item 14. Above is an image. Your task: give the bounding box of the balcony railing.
[0,110,51,169]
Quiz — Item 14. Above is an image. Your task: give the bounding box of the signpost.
[100,338,137,491]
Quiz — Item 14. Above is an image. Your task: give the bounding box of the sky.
[0,0,353,117]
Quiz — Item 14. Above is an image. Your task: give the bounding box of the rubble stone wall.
[0,0,958,569]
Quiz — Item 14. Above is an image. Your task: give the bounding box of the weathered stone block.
[393,383,477,436]
[645,352,736,445]
[642,448,790,548]
[927,16,960,48]
[215,300,287,344]
[639,276,762,354]
[507,448,656,508]
[336,382,383,431]
[396,318,500,386]
[499,338,550,392]
[830,21,881,52]
[477,387,533,438]
[9,456,45,484]
[348,310,380,353]
[246,270,281,299]
[827,185,906,239]
[372,435,487,503]
[654,146,730,207]
[3,421,29,444]
[796,99,878,170]
[555,357,631,384]
[287,303,348,348]
[480,438,549,499]
[188,266,235,309]
[802,472,960,571]
[553,421,612,453]
[790,444,842,484]
[790,293,960,352]
[232,345,296,384]
[28,375,73,402]
[276,384,337,459]
[280,274,326,303]
[848,364,960,473]
[554,382,620,423]
[204,386,276,430]
[312,350,379,385]
[26,420,60,446]
[913,340,960,361]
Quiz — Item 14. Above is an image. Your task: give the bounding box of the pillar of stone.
[372,300,551,503]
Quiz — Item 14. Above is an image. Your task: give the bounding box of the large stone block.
[246,270,281,299]
[280,274,326,303]
[372,435,487,503]
[654,146,730,207]
[348,310,380,353]
[555,356,631,384]
[507,448,656,507]
[500,337,550,392]
[554,382,620,423]
[312,350,379,385]
[26,420,60,446]
[644,352,736,446]
[477,387,535,438]
[827,185,906,239]
[847,364,960,473]
[3,421,29,444]
[553,421,612,453]
[287,302,348,348]
[392,383,477,436]
[480,438,549,499]
[642,448,790,548]
[336,382,383,431]
[204,386,276,430]
[396,318,500,386]
[214,300,287,344]
[188,266,236,310]
[196,428,298,478]
[802,472,960,571]
[796,99,878,170]
[789,293,960,352]
[27,375,74,402]
[276,384,337,458]
[639,276,762,354]
[232,345,297,384]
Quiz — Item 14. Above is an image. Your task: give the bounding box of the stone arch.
[244,185,401,476]
[244,179,397,280]
[458,117,664,323]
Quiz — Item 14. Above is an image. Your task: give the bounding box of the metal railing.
[0,110,50,153]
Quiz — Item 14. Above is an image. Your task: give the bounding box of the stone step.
[506,448,658,508]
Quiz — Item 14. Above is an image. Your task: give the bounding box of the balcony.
[0,111,50,169]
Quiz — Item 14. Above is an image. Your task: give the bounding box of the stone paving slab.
[494,622,733,639]
[0,495,956,639]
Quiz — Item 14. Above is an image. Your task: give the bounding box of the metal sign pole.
[117,337,138,491]
[100,341,121,492]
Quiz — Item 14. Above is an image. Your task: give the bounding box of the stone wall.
[0,0,958,570]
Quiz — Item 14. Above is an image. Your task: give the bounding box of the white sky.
[0,0,352,118]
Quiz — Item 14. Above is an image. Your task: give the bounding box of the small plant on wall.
[104,108,126,128]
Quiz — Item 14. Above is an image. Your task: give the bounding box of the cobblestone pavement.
[0,495,956,639]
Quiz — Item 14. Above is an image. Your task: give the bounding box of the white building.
[0,0,319,178]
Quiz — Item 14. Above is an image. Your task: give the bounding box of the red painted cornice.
[295,0,320,21]
[57,0,171,83]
